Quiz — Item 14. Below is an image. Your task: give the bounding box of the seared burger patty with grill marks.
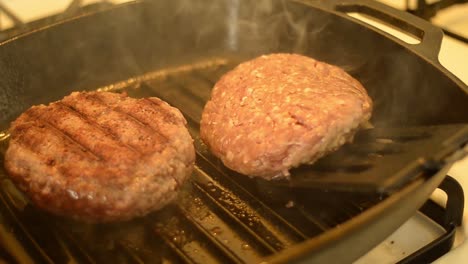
[4,91,195,222]
[200,53,372,179]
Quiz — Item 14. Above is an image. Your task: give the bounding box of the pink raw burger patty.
[4,91,195,222]
[200,53,372,179]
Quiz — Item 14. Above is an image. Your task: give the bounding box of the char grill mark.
[35,102,139,163]
[113,106,169,142]
[4,91,196,222]
[56,101,143,155]
[8,113,102,182]
[92,94,189,188]
[91,93,170,143]
[99,94,182,137]
[60,99,147,156]
[86,93,153,131]
[144,98,180,124]
[20,110,103,161]
[63,93,167,154]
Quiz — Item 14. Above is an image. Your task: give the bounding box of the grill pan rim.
[297,0,468,94]
[266,165,452,263]
[0,0,466,94]
[0,0,140,48]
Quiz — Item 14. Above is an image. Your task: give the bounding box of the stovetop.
[355,1,468,263]
[0,0,467,263]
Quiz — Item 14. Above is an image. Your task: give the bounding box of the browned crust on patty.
[4,91,195,222]
[200,53,372,179]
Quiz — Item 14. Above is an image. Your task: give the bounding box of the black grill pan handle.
[317,0,444,62]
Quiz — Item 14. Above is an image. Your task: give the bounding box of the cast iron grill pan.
[0,59,466,263]
[1,0,468,263]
